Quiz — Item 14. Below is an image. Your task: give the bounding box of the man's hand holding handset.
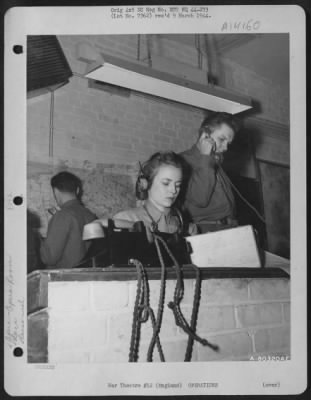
[198,132,223,164]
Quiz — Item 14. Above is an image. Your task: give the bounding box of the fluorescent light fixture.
[85,54,252,114]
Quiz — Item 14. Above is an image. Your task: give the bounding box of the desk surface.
[28,264,289,283]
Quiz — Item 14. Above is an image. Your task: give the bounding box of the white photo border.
[4,4,307,396]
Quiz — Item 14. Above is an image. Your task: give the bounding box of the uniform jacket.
[40,199,96,268]
[180,145,235,224]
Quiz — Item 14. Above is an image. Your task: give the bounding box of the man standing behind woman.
[180,112,240,234]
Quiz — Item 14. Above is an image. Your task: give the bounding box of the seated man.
[40,171,96,269]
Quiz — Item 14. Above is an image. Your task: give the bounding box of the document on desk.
[186,225,261,268]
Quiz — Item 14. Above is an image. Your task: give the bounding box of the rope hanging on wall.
[48,90,55,157]
[204,34,216,85]
[137,34,141,61]
[146,35,153,67]
[195,34,203,70]
[129,233,219,362]
[129,258,165,362]
[155,235,219,353]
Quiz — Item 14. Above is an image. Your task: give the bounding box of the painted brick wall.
[27,34,289,212]
[27,35,206,237]
[27,160,137,236]
[28,34,206,167]
[27,277,290,363]
[27,34,290,251]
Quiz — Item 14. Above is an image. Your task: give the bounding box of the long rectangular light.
[85,54,252,114]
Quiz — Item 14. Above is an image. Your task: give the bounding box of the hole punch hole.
[13,347,23,357]
[13,45,23,54]
[13,196,23,206]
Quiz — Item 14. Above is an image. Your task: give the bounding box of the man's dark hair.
[51,171,82,196]
[198,112,241,137]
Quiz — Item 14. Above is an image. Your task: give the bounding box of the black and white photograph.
[4,4,307,396]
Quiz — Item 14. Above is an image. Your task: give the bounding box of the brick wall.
[27,34,289,216]
[28,35,206,167]
[28,277,290,363]
[27,34,290,253]
[27,160,137,236]
[27,35,206,236]
[27,34,290,166]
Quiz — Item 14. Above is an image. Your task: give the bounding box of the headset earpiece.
[136,161,149,200]
[137,176,148,191]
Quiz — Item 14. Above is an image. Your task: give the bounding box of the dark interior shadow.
[222,118,268,257]
[27,209,44,273]
[242,99,262,118]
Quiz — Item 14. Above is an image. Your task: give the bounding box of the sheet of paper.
[186,226,261,268]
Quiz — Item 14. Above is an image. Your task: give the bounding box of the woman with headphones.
[114,151,197,237]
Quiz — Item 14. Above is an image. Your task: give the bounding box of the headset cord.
[143,204,184,234]
[184,264,203,362]
[154,234,219,354]
[218,165,266,225]
[145,236,169,362]
[143,204,161,232]
[129,258,165,362]
[128,258,146,362]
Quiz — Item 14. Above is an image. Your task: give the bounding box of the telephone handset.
[214,152,224,164]
[204,133,223,164]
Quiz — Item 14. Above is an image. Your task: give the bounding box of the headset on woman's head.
[136,161,185,234]
[136,161,149,200]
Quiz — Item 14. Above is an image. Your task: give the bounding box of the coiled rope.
[129,233,219,362]
[129,257,165,362]
[153,235,219,358]
[184,264,202,361]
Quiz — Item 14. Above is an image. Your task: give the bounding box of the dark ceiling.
[162,33,289,89]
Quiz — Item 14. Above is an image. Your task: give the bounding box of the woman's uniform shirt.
[114,200,197,235]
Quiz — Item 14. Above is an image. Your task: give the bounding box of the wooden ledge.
[27,265,289,314]
[28,265,289,282]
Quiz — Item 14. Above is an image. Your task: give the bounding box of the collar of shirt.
[143,200,176,232]
[192,144,216,162]
[60,198,80,209]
